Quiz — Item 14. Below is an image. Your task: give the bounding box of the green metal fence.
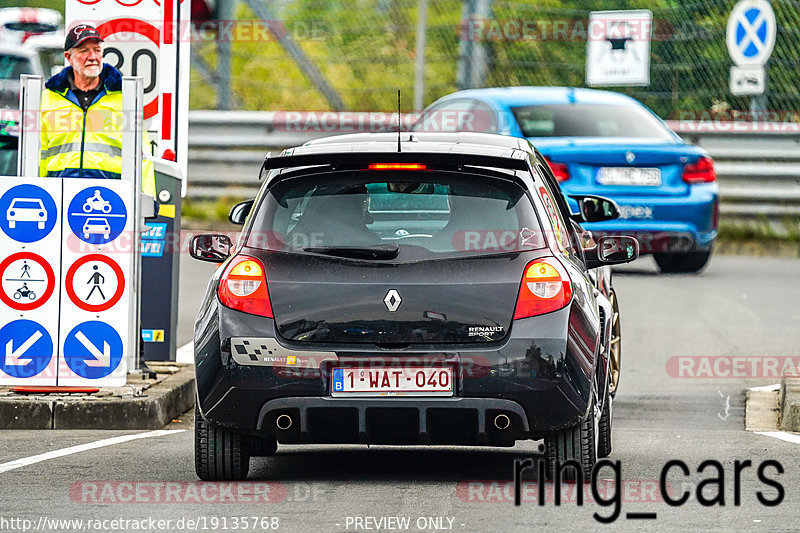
[190,0,800,118]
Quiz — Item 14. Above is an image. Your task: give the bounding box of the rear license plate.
[331,367,453,397]
[598,167,661,186]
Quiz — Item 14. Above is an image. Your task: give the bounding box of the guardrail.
[187,112,800,225]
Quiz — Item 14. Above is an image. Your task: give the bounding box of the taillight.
[218,255,273,317]
[682,156,716,184]
[544,157,569,182]
[513,257,573,319]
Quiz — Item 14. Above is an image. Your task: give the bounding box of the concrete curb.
[779,376,800,432]
[0,365,195,430]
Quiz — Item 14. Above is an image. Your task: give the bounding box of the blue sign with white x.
[735,8,768,58]
[726,0,776,65]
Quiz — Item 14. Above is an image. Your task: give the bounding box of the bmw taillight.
[513,257,573,319]
[544,157,570,182]
[218,255,273,317]
[682,156,716,184]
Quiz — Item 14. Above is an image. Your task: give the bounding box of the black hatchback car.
[190,132,638,481]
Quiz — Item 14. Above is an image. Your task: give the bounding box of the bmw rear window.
[246,170,545,259]
[512,103,675,140]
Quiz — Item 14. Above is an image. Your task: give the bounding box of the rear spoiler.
[261,151,530,176]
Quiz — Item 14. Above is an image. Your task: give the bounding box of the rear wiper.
[303,243,399,260]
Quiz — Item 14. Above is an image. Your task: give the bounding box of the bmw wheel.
[195,405,250,481]
[653,249,711,274]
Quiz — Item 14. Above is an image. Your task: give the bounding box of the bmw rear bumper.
[581,184,718,253]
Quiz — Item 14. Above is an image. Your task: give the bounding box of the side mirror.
[189,234,232,263]
[569,195,620,223]
[584,236,639,269]
[229,200,254,225]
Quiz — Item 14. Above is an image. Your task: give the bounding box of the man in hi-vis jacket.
[40,24,155,196]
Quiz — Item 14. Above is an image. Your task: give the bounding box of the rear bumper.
[257,396,530,447]
[580,184,718,253]
[195,304,598,444]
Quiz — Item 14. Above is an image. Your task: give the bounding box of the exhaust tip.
[276,414,293,431]
[493,413,511,431]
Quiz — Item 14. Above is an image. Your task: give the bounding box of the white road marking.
[754,431,800,445]
[0,429,184,474]
[176,341,194,364]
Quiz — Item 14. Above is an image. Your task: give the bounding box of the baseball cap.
[64,24,103,51]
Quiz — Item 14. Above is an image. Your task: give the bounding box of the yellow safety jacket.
[40,64,156,197]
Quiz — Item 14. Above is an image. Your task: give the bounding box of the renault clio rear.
[190,133,638,481]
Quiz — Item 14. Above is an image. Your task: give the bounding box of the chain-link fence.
[190,0,800,119]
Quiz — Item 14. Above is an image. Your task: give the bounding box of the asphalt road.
[1,253,799,533]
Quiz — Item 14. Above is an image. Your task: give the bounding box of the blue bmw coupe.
[415,87,718,273]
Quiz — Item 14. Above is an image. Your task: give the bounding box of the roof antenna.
[397,89,402,153]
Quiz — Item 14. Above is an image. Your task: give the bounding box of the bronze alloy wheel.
[608,289,621,396]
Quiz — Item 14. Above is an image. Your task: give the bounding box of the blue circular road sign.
[0,184,58,243]
[0,320,53,378]
[726,0,776,66]
[63,321,124,379]
[67,186,128,245]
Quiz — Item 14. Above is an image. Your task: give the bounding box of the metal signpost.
[586,10,652,87]
[726,0,776,111]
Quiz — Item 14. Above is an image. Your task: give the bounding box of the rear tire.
[544,394,599,480]
[653,250,711,273]
[195,406,250,481]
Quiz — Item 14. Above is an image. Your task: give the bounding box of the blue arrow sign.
[63,321,123,379]
[0,185,58,243]
[67,186,128,245]
[0,320,53,378]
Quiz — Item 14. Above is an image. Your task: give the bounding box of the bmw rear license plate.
[331,367,453,397]
[598,167,661,186]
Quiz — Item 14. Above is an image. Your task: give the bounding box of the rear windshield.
[247,170,544,259]
[512,103,675,140]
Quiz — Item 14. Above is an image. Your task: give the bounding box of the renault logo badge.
[625,151,636,163]
[384,289,402,312]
